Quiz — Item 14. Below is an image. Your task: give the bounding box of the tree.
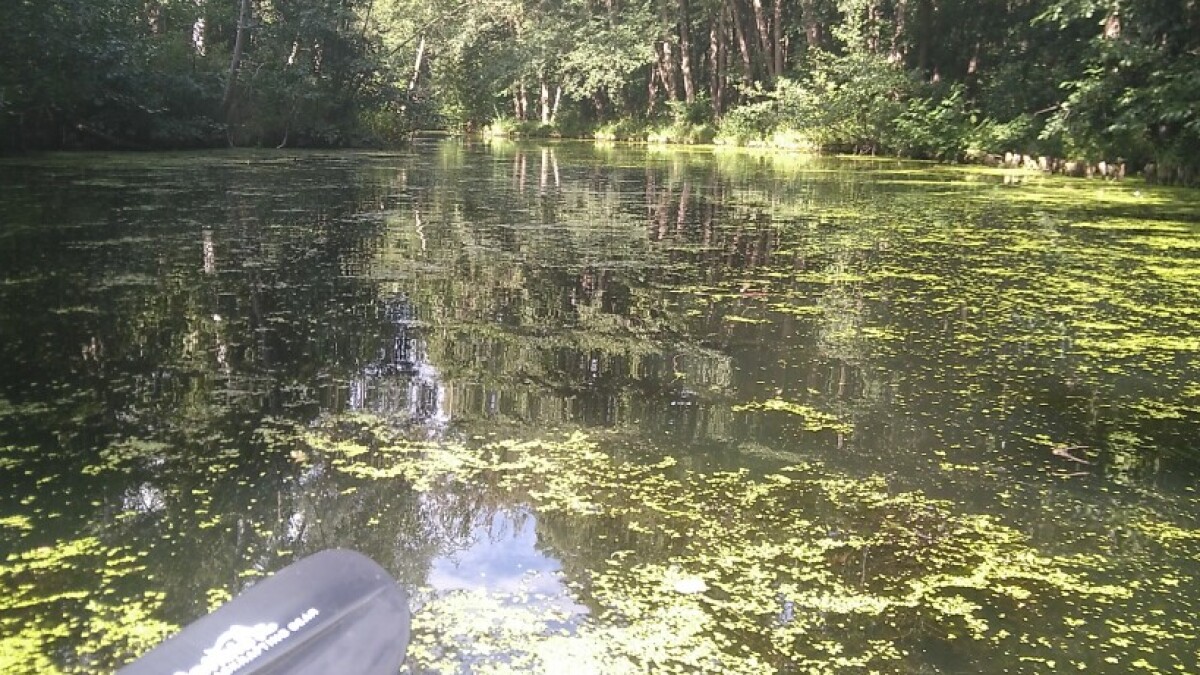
[1,0,1197,172]
[1039,0,1200,177]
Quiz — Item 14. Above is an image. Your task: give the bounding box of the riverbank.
[478,119,1195,186]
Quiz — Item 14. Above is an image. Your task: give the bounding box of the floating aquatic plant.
[258,416,1199,674]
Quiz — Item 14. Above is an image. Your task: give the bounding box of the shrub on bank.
[890,86,973,160]
[482,116,560,139]
[711,52,976,159]
[593,119,648,142]
[646,122,716,145]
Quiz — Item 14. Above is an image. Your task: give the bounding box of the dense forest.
[2,1,1198,179]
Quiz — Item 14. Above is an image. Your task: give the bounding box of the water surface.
[1,142,1198,673]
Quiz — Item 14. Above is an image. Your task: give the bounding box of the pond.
[1,141,1198,673]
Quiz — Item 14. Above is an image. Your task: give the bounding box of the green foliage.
[713,95,782,146]
[0,0,408,149]
[594,118,651,142]
[646,122,716,145]
[1,0,1199,174]
[666,98,712,127]
[1047,42,1198,169]
[482,115,558,139]
[964,115,1041,159]
[891,85,973,160]
[716,53,969,159]
[0,0,227,149]
[644,99,717,144]
[560,13,657,104]
[804,52,914,153]
[1031,0,1200,175]
[358,104,416,146]
[481,114,519,138]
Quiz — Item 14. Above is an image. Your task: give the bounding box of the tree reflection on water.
[0,143,1197,672]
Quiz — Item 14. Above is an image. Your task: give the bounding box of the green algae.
[732,399,853,434]
[259,415,1199,674]
[0,537,175,674]
[0,515,33,532]
[2,143,1199,674]
[81,438,173,476]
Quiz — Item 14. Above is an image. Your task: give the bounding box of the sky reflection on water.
[0,143,1197,673]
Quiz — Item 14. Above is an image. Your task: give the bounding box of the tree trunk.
[660,39,681,101]
[801,0,823,51]
[359,0,374,42]
[648,68,660,114]
[145,0,164,35]
[916,0,932,74]
[408,36,426,93]
[551,85,562,123]
[192,17,207,57]
[1103,9,1121,38]
[709,13,725,115]
[221,0,252,117]
[772,0,783,77]
[866,1,880,54]
[540,76,551,125]
[730,2,755,83]
[891,0,907,63]
[678,0,695,104]
[751,0,773,78]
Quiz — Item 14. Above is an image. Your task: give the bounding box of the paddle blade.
[119,549,411,675]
